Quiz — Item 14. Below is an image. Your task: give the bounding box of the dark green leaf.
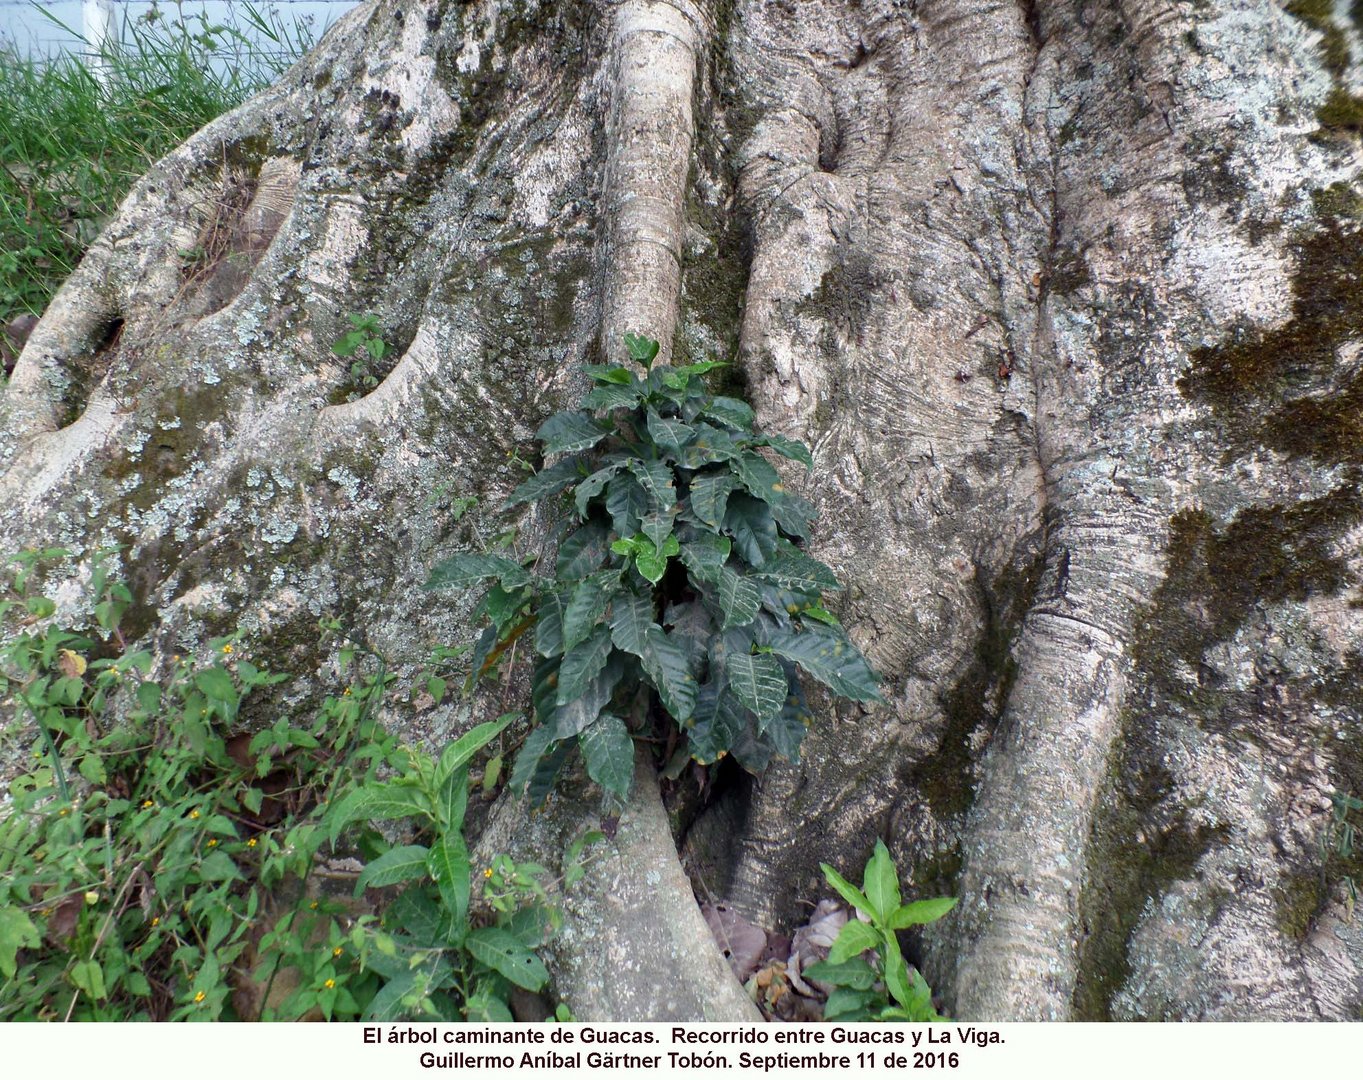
[562,572,618,651]
[526,738,574,805]
[627,459,677,508]
[509,724,559,796]
[579,713,634,799]
[502,456,583,509]
[326,783,432,845]
[608,591,655,657]
[193,668,237,705]
[425,552,531,590]
[355,845,430,894]
[689,471,737,529]
[679,533,732,582]
[771,491,815,540]
[704,396,755,430]
[767,624,883,702]
[686,682,745,763]
[435,712,516,788]
[753,433,814,469]
[556,521,610,580]
[553,653,625,737]
[465,927,550,991]
[582,383,642,411]
[646,409,694,451]
[640,508,676,553]
[714,567,761,630]
[679,424,741,468]
[574,463,624,518]
[556,626,615,704]
[733,451,786,505]
[583,363,634,385]
[536,411,609,455]
[724,492,778,566]
[436,769,469,835]
[824,987,882,1020]
[535,590,567,657]
[863,839,901,922]
[640,627,695,723]
[756,542,841,594]
[623,333,660,366]
[606,474,649,536]
[725,651,787,720]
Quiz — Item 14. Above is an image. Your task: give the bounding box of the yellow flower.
[142,799,155,809]
[151,917,160,927]
[309,900,319,910]
[483,867,494,879]
[58,808,69,817]
[332,947,343,957]
[323,978,336,989]
[172,655,181,663]
[342,687,352,696]
[246,838,257,848]
[221,644,233,654]
[206,839,218,848]
[194,991,206,1004]
[84,891,99,905]
[189,809,200,819]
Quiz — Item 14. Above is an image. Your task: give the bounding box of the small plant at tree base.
[425,333,883,806]
[331,314,389,391]
[804,840,956,1022]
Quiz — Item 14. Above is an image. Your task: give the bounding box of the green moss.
[1273,873,1325,940]
[1180,182,1363,464]
[1317,88,1363,132]
[1047,245,1092,295]
[1072,738,1229,1020]
[1288,0,1335,25]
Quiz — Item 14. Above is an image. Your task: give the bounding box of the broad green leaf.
[0,907,39,978]
[583,363,634,385]
[552,654,624,737]
[526,738,574,806]
[724,492,778,566]
[627,459,677,508]
[686,683,745,763]
[606,474,649,536]
[882,934,912,1011]
[756,543,841,594]
[609,590,656,656]
[362,970,418,1021]
[436,769,469,834]
[689,472,737,529]
[715,567,761,630]
[623,333,661,366]
[465,927,550,991]
[562,572,617,651]
[199,850,240,882]
[827,918,881,964]
[753,433,814,468]
[821,862,873,916]
[733,451,786,505]
[536,411,609,455]
[556,627,615,704]
[863,839,900,922]
[579,713,635,799]
[556,521,609,580]
[70,959,107,1000]
[326,783,432,845]
[679,423,741,468]
[425,552,531,590]
[802,956,878,990]
[759,700,807,761]
[356,845,430,894]
[509,724,559,796]
[823,987,881,1020]
[887,897,958,929]
[428,835,471,927]
[766,624,883,702]
[535,590,567,657]
[646,409,694,451]
[435,713,515,788]
[193,667,237,705]
[465,993,515,1022]
[671,359,725,377]
[574,463,624,518]
[502,456,583,509]
[639,509,676,553]
[771,491,815,540]
[679,533,731,582]
[640,626,696,723]
[581,382,642,411]
[725,651,787,720]
[705,396,755,430]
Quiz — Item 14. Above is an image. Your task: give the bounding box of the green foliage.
[331,313,389,392]
[806,840,955,1022]
[425,335,882,804]
[0,3,315,326]
[0,554,577,1021]
[1323,790,1363,918]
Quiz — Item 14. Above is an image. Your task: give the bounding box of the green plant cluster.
[425,334,883,804]
[0,2,315,326]
[0,552,572,1021]
[331,312,389,393]
[806,840,956,1022]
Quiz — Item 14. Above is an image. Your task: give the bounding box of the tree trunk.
[4,0,1363,1020]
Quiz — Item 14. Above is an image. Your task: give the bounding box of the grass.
[0,2,316,328]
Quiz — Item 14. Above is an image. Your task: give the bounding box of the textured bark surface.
[4,0,1363,1020]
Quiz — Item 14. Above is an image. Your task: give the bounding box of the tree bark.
[4,0,1363,1020]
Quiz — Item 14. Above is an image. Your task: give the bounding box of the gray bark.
[4,0,1363,1020]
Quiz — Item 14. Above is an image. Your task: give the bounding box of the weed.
[806,840,956,1022]
[331,313,389,393]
